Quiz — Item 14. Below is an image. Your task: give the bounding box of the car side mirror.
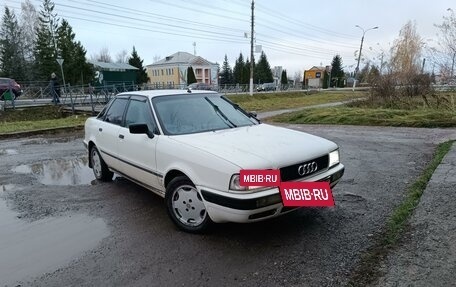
[129,123,154,138]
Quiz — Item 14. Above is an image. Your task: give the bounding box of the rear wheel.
[165,176,212,233]
[90,145,113,181]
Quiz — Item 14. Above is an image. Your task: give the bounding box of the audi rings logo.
[298,162,318,176]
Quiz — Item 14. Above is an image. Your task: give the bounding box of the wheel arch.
[164,169,192,189]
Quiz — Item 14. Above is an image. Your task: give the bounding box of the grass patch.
[227,91,365,112]
[0,106,88,134]
[0,115,87,134]
[270,107,456,128]
[348,140,455,286]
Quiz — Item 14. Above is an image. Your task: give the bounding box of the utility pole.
[354,25,378,78]
[249,0,254,96]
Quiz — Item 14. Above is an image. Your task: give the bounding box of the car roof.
[117,89,218,99]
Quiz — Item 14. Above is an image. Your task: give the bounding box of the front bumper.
[199,163,344,223]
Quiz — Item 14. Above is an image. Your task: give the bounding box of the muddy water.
[12,157,96,186]
[0,184,109,285]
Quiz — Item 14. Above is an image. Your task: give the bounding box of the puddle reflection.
[12,157,95,186]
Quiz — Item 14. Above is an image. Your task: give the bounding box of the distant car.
[0,78,22,100]
[187,82,214,91]
[84,90,344,233]
[256,82,276,92]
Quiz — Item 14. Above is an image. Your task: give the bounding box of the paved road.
[0,125,455,286]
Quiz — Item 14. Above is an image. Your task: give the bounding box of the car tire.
[165,176,212,233]
[90,145,113,181]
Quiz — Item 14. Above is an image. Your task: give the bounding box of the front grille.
[280,154,329,182]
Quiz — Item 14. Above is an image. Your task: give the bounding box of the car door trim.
[99,148,163,178]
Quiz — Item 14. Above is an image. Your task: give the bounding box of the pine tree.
[34,0,59,81]
[128,46,149,84]
[232,53,245,84]
[187,66,196,84]
[0,7,26,80]
[56,19,93,85]
[243,58,251,85]
[281,70,288,85]
[220,54,233,85]
[330,55,345,87]
[254,51,273,83]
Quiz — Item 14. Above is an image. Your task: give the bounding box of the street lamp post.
[354,25,378,78]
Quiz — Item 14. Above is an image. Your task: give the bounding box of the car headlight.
[229,174,265,192]
[329,149,340,168]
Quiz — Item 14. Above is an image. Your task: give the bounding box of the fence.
[5,81,305,113]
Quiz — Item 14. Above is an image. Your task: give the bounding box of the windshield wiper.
[204,97,237,128]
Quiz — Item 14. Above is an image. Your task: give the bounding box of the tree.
[187,66,196,84]
[322,71,329,89]
[0,7,26,80]
[116,49,128,63]
[56,19,93,85]
[254,51,273,83]
[330,55,345,87]
[93,47,112,63]
[20,0,39,80]
[243,57,251,84]
[220,54,233,85]
[281,70,288,85]
[233,53,245,84]
[128,46,149,84]
[434,8,456,82]
[389,20,423,79]
[34,0,59,81]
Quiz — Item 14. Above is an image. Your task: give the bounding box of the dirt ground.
[0,125,455,287]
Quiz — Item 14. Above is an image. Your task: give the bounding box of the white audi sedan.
[84,90,344,233]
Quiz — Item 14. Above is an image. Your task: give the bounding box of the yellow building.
[304,66,331,88]
[146,52,219,88]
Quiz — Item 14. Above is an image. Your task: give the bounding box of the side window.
[104,98,128,125]
[125,99,157,133]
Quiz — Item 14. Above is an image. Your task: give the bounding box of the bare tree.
[93,47,112,63]
[115,49,128,63]
[20,0,39,62]
[434,8,456,83]
[293,70,302,85]
[389,21,424,80]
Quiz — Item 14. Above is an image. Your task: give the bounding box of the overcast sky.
[6,0,455,76]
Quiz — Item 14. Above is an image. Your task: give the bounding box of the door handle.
[119,134,124,139]
[98,128,102,132]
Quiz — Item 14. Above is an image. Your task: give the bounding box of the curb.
[0,125,84,140]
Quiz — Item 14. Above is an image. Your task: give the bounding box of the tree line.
[219,51,288,86]
[0,0,149,86]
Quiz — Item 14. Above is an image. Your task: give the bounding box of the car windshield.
[152,93,258,135]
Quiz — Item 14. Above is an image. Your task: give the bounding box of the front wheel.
[165,176,212,233]
[90,145,113,181]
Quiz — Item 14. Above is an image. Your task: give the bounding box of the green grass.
[0,115,87,134]
[270,107,456,128]
[348,141,455,286]
[0,106,88,134]
[227,91,365,112]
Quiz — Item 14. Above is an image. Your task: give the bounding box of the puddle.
[0,148,18,155]
[12,157,96,186]
[0,184,109,285]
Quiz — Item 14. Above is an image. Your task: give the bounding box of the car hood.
[169,124,338,169]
